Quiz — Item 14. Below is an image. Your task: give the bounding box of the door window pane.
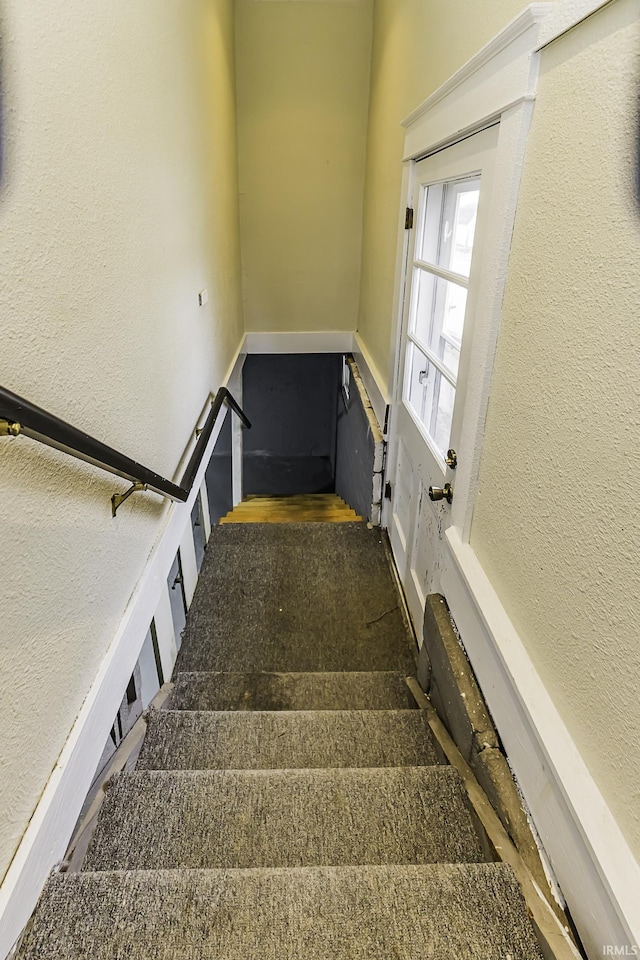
[418,177,480,278]
[404,171,482,456]
[412,270,467,379]
[405,344,455,457]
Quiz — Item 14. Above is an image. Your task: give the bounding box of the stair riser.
[167,672,415,711]
[137,710,440,770]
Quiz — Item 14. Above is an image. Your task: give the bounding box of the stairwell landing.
[16,518,543,958]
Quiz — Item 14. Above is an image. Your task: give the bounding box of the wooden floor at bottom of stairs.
[219,494,363,524]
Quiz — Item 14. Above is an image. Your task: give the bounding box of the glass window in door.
[404,176,480,459]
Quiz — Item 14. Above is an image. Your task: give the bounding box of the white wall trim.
[400,6,551,162]
[199,478,212,542]
[179,522,198,609]
[441,527,640,958]
[0,339,247,960]
[382,6,640,953]
[402,4,553,129]
[387,6,548,543]
[351,332,390,435]
[536,0,620,49]
[244,330,354,355]
[228,345,246,507]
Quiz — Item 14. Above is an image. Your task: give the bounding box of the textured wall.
[0,0,243,882]
[471,0,640,858]
[234,0,373,333]
[358,0,528,388]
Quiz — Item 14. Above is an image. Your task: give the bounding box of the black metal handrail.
[0,384,250,514]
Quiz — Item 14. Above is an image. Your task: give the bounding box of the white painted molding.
[0,340,247,960]
[179,523,198,609]
[441,527,640,959]
[153,585,178,681]
[387,14,546,542]
[199,478,212,542]
[224,342,246,508]
[401,4,552,160]
[244,330,354,354]
[450,101,537,543]
[351,333,390,434]
[402,4,553,129]
[536,0,618,48]
[383,10,640,951]
[382,163,414,533]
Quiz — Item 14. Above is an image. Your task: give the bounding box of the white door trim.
[383,4,640,954]
[386,5,550,545]
[401,4,552,161]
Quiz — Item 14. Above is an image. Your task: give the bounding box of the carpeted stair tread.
[17,864,543,960]
[136,709,440,770]
[175,523,415,673]
[83,767,484,870]
[167,671,414,711]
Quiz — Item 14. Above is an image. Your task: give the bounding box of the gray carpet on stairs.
[18,864,543,960]
[83,767,484,870]
[137,709,440,770]
[167,670,414,711]
[16,520,544,958]
[175,523,415,673]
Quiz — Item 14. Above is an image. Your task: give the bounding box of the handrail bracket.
[0,419,22,438]
[111,482,148,518]
[0,382,250,517]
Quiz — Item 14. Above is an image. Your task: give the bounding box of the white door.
[387,125,498,642]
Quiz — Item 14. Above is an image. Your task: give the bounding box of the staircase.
[16,521,543,958]
[219,493,362,523]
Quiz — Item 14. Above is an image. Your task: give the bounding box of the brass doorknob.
[429,483,453,504]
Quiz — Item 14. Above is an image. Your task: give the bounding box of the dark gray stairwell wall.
[205,413,233,523]
[335,358,384,524]
[242,354,342,495]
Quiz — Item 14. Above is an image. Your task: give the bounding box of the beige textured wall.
[358,0,529,387]
[471,0,640,857]
[0,0,243,882]
[235,0,373,333]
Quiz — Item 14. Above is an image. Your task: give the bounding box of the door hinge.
[405,207,414,230]
[384,481,392,501]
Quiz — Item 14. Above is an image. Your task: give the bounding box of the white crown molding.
[402,4,554,129]
[400,4,553,162]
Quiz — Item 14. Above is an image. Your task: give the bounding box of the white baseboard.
[441,526,640,959]
[0,342,247,960]
[244,330,354,355]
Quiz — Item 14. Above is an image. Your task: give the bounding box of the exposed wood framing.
[406,678,584,960]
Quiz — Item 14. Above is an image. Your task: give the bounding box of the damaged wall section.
[335,356,385,524]
[418,594,566,925]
